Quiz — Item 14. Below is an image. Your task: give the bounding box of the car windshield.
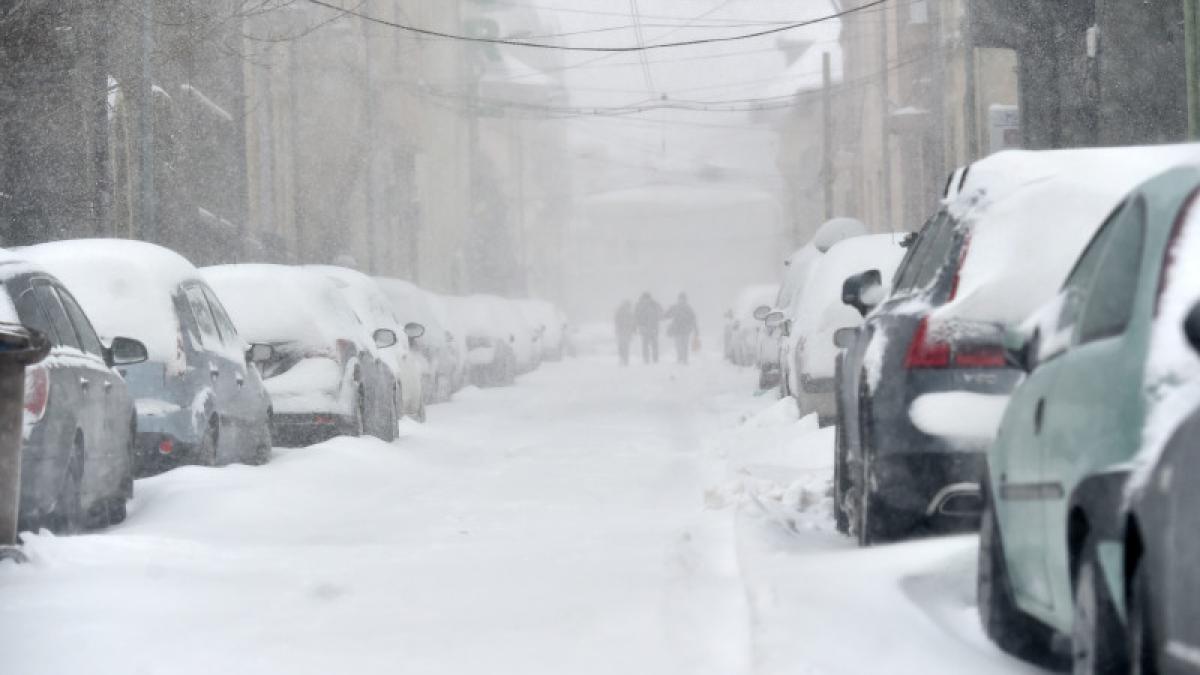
[2,4,1197,674]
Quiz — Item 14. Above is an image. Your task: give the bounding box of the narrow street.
[0,353,1046,675]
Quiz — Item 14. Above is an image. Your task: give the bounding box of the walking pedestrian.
[634,292,663,364]
[614,300,635,366]
[665,292,699,365]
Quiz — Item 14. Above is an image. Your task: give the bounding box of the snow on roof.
[811,217,868,252]
[22,239,200,362]
[203,264,362,351]
[934,144,1200,326]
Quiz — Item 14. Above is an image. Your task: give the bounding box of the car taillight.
[24,366,49,422]
[159,438,174,455]
[904,317,950,369]
[953,346,1007,368]
[905,317,1007,370]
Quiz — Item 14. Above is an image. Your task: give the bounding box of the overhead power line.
[304,0,887,52]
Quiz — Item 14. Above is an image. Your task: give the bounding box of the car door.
[54,284,129,487]
[26,279,107,497]
[181,282,240,461]
[201,284,257,452]
[993,201,1129,612]
[1039,197,1150,620]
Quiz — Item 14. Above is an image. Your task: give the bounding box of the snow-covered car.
[725,284,778,369]
[772,235,904,425]
[25,240,274,475]
[308,266,425,422]
[376,278,458,404]
[979,160,1200,668]
[203,264,400,445]
[447,295,518,387]
[423,291,469,393]
[0,253,147,533]
[835,143,1200,546]
[501,298,542,374]
[770,217,869,399]
[515,299,568,362]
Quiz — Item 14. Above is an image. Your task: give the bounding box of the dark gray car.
[1,259,149,533]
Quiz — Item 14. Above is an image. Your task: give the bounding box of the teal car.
[979,163,1200,671]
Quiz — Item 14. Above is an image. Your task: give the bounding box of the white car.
[307,266,426,422]
[515,299,568,362]
[376,278,459,404]
[783,234,905,423]
[725,284,779,368]
[447,295,518,387]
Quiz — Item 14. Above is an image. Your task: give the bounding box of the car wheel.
[200,417,220,466]
[104,495,127,528]
[1128,556,1159,675]
[49,434,85,534]
[1073,539,1128,674]
[978,490,1056,662]
[833,420,850,535]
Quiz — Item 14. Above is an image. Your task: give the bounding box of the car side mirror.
[842,269,884,318]
[1185,302,1200,353]
[0,323,50,366]
[373,328,398,349]
[753,305,772,321]
[247,343,275,364]
[833,327,857,349]
[764,311,790,337]
[107,336,149,367]
[900,232,918,248]
[404,322,426,340]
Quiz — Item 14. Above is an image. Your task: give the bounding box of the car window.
[1052,200,1132,337]
[909,214,959,292]
[1077,197,1147,343]
[32,282,81,350]
[201,285,242,348]
[56,286,104,357]
[183,284,221,349]
[890,215,935,288]
[14,288,52,343]
[894,213,948,292]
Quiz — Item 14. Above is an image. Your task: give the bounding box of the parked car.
[772,235,904,425]
[1122,302,1200,674]
[309,266,425,423]
[424,291,469,393]
[0,253,147,533]
[725,284,778,369]
[25,240,274,475]
[377,278,458,404]
[503,298,542,375]
[203,264,399,445]
[977,158,1200,668]
[516,299,568,362]
[448,295,517,387]
[835,145,1199,547]
[772,217,868,400]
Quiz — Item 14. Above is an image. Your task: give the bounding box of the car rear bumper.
[868,450,986,531]
[271,412,357,447]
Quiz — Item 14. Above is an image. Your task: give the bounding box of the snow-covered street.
[2,353,1045,675]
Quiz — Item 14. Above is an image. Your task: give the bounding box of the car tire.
[49,434,85,534]
[200,417,220,466]
[104,495,127,528]
[978,490,1056,662]
[833,419,850,535]
[1128,556,1160,675]
[1073,539,1128,674]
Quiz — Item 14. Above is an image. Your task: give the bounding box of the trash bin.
[0,323,49,563]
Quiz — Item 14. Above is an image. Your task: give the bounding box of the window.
[14,289,51,342]
[32,282,81,350]
[893,214,948,292]
[1050,204,1128,336]
[202,285,242,347]
[1078,197,1147,343]
[183,284,221,348]
[56,287,104,357]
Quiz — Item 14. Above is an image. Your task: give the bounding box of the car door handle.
[79,377,90,391]
[236,374,244,387]
[210,367,220,379]
[103,380,113,393]
[1034,398,1045,435]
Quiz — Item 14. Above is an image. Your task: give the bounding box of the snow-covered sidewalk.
[2,354,1047,674]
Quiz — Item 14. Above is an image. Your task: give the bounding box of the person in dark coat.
[664,292,699,365]
[614,300,635,366]
[634,292,663,364]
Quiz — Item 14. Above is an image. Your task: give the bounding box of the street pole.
[822,51,834,221]
[361,17,379,274]
[1186,0,1200,138]
[138,0,156,241]
[878,3,894,231]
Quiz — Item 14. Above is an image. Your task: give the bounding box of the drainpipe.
[1186,0,1200,138]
